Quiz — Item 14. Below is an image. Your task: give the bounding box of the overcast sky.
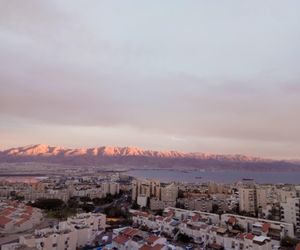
[0,0,300,159]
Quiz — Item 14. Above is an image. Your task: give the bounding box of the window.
[232,241,235,248]
[52,243,57,247]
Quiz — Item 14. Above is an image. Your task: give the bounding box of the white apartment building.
[150,198,164,211]
[133,180,178,210]
[280,197,300,230]
[2,212,106,250]
[256,188,269,209]
[137,195,148,207]
[160,183,178,206]
[132,179,161,201]
[278,188,297,203]
[239,187,257,214]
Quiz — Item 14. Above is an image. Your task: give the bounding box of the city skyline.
[1,1,300,159]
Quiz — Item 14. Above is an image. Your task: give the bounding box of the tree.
[178,190,185,198]
[131,202,140,210]
[92,197,105,206]
[80,196,91,203]
[67,197,79,208]
[281,236,299,248]
[14,195,25,201]
[212,204,219,213]
[175,202,185,209]
[155,210,163,216]
[177,233,193,243]
[104,206,128,218]
[32,198,65,211]
[81,203,95,213]
[232,224,245,233]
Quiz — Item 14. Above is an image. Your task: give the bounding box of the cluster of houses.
[1,212,106,250]
[0,201,43,234]
[124,207,295,250]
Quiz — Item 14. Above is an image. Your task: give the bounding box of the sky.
[0,0,300,159]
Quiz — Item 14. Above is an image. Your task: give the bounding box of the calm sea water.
[127,169,300,184]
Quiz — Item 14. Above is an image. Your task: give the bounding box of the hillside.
[0,144,299,171]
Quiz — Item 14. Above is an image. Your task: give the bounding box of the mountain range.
[0,144,299,171]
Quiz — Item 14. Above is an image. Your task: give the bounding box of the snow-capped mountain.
[0,144,299,171]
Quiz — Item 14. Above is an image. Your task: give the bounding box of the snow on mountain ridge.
[1,144,269,162]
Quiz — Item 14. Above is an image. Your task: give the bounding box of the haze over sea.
[127,169,300,184]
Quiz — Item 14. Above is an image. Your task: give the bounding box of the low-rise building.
[0,201,43,234]
[131,207,293,250]
[112,227,167,250]
[1,212,106,250]
[221,214,294,241]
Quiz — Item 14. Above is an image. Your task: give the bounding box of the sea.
[127,169,300,184]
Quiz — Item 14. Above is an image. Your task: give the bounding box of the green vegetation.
[31,198,76,220]
[232,224,245,233]
[177,189,185,198]
[131,201,140,210]
[46,208,76,220]
[31,197,95,220]
[30,193,125,220]
[104,206,127,218]
[177,233,193,243]
[92,193,122,205]
[10,191,25,201]
[281,236,299,248]
[212,204,219,213]
[32,198,65,210]
[175,201,185,209]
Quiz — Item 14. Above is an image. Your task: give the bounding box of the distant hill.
[0,144,299,171]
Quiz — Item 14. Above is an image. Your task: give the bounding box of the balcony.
[267,229,281,241]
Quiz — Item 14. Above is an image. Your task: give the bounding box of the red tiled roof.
[0,216,12,226]
[228,216,237,225]
[0,208,16,216]
[121,228,139,237]
[156,216,164,221]
[262,223,270,233]
[151,244,164,250]
[192,214,200,222]
[14,218,29,226]
[139,244,164,250]
[146,235,159,245]
[113,235,129,245]
[237,233,245,240]
[20,213,31,219]
[295,243,300,250]
[139,245,152,250]
[245,233,255,240]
